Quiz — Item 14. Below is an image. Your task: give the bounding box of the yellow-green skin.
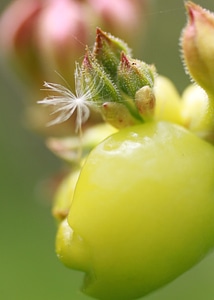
[57,121,214,300]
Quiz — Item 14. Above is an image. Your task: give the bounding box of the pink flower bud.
[88,0,147,44]
[0,0,42,52]
[181,2,214,140]
[35,0,90,87]
[181,1,214,95]
[0,0,43,85]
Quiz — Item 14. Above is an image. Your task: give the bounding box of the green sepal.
[81,48,121,103]
[93,28,132,79]
[117,52,155,99]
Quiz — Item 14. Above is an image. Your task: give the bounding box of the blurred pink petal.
[0,0,42,51]
[36,0,87,55]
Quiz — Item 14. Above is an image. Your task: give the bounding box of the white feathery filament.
[38,63,101,133]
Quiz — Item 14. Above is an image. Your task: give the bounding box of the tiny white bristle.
[38,62,103,133]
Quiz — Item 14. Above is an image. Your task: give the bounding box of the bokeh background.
[1,1,214,299]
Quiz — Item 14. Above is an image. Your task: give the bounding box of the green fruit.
[57,121,214,300]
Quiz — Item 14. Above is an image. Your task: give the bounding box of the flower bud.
[81,48,138,128]
[35,0,89,87]
[154,75,183,124]
[0,0,43,85]
[88,0,149,52]
[81,48,121,103]
[118,52,155,99]
[80,36,157,128]
[135,86,155,121]
[101,102,141,129]
[181,1,214,96]
[181,84,211,139]
[181,2,214,137]
[93,27,131,78]
[117,52,156,120]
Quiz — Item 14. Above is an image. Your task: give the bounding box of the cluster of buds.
[81,28,156,128]
[39,28,156,133]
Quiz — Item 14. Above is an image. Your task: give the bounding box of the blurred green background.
[1,1,214,299]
